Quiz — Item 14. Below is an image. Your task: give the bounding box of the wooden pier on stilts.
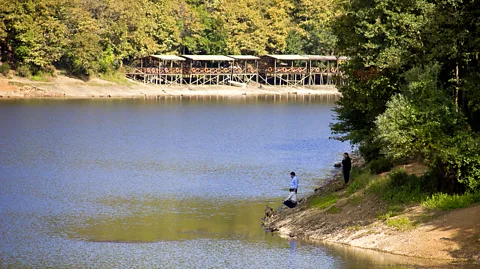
[126,54,348,87]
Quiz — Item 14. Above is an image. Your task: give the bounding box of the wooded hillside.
[0,0,341,77]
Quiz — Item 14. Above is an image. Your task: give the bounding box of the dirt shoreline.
[263,168,480,266]
[0,75,340,99]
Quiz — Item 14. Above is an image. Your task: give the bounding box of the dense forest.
[1,0,479,194]
[0,0,340,77]
[332,0,480,194]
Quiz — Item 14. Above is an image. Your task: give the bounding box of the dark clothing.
[283,200,297,208]
[343,169,350,184]
[342,157,352,184]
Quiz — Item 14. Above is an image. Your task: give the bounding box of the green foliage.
[385,216,414,231]
[308,193,338,209]
[422,192,480,211]
[331,0,480,194]
[374,65,480,192]
[16,65,31,77]
[0,63,10,76]
[346,167,373,194]
[348,194,363,205]
[98,71,133,86]
[326,206,342,214]
[0,0,342,77]
[31,71,49,81]
[368,169,430,205]
[367,158,393,174]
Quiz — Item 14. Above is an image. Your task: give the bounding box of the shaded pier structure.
[182,55,234,85]
[126,54,348,86]
[228,55,260,84]
[126,55,185,85]
[259,55,309,86]
[305,55,345,85]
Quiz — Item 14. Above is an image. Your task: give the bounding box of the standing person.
[342,152,352,184]
[290,172,298,193]
[283,188,298,208]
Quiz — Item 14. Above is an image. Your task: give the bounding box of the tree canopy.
[0,0,341,77]
[332,0,480,193]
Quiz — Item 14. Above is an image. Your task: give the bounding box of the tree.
[0,0,69,73]
[289,0,342,54]
[331,0,435,157]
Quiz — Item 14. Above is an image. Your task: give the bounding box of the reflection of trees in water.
[63,198,282,243]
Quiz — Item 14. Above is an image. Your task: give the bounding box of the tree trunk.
[455,61,459,113]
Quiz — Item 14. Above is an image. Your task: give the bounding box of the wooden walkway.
[126,55,348,86]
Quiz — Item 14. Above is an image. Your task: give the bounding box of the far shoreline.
[0,75,341,100]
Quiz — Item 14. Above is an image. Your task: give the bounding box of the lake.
[0,96,460,268]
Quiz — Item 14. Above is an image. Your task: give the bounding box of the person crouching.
[283,188,298,208]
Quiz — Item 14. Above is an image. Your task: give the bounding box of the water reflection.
[61,197,280,242]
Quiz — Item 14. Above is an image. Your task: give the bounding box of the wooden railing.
[129,66,340,75]
[261,67,307,73]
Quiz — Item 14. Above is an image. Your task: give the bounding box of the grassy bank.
[264,160,480,262]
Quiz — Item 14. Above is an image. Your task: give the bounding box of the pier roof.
[150,55,186,61]
[303,55,337,61]
[228,55,260,60]
[182,55,234,61]
[264,55,309,61]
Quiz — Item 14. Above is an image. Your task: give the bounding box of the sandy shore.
[263,169,480,266]
[0,75,340,99]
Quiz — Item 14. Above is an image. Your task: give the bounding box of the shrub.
[368,157,393,174]
[31,71,49,82]
[368,168,430,204]
[16,65,31,77]
[422,192,480,210]
[0,63,11,76]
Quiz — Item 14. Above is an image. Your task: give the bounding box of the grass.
[309,193,338,209]
[385,216,415,231]
[346,225,363,232]
[422,192,480,210]
[326,206,342,214]
[363,164,480,212]
[348,194,363,205]
[31,74,50,82]
[346,167,374,195]
[99,71,134,86]
[367,168,429,205]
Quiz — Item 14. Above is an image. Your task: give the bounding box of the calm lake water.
[0,96,466,268]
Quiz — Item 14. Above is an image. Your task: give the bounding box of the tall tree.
[331,0,434,152]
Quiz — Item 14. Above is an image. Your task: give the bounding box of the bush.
[368,168,430,204]
[31,71,49,82]
[368,158,393,174]
[16,65,31,77]
[422,192,480,210]
[0,63,11,76]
